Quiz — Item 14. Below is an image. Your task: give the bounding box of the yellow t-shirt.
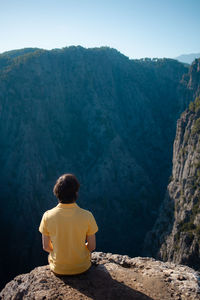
[39,202,98,275]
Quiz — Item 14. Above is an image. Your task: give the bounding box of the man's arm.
[86,234,96,252]
[42,234,53,253]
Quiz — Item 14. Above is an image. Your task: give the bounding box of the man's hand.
[86,234,96,252]
[42,234,53,253]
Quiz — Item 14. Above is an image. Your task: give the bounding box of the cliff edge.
[1,252,200,300]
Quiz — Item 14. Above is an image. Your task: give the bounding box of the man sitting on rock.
[39,173,98,275]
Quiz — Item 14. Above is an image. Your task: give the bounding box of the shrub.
[192,118,200,135]
[189,97,200,113]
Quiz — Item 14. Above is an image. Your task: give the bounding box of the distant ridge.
[0,48,41,58]
[175,52,200,64]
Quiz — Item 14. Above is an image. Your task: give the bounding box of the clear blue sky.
[1,0,200,59]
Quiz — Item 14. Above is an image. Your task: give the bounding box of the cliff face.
[187,59,200,96]
[1,252,200,300]
[144,59,200,270]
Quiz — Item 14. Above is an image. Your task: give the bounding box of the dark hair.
[53,174,80,204]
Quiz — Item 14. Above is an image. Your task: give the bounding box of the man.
[39,174,98,275]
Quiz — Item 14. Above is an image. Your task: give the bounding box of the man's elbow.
[90,247,96,252]
[43,245,51,252]
[87,243,96,252]
[86,234,96,252]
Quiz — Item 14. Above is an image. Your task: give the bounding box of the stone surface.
[144,59,200,270]
[1,252,200,300]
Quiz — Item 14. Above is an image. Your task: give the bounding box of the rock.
[144,60,200,270]
[1,252,200,300]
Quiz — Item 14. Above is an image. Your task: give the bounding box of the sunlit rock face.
[1,252,200,300]
[144,59,200,270]
[0,46,190,287]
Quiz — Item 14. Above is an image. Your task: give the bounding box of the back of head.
[53,174,80,204]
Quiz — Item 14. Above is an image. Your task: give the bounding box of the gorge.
[0,46,199,289]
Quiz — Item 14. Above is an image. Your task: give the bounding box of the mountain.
[0,46,191,288]
[144,59,200,270]
[175,53,200,64]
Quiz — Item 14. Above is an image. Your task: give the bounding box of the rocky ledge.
[1,252,200,300]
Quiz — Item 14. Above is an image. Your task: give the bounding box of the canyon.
[0,47,199,289]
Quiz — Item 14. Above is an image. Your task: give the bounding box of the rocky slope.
[1,252,200,300]
[144,59,200,269]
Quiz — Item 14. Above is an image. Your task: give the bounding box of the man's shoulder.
[77,206,93,218]
[43,206,59,218]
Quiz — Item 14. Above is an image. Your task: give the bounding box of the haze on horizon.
[0,0,200,59]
